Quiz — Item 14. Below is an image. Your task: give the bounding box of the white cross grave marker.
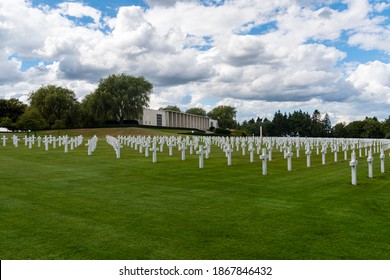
[248,143,254,163]
[367,149,374,178]
[150,142,159,163]
[63,136,69,153]
[286,146,293,171]
[305,147,311,168]
[260,148,269,176]
[343,144,348,161]
[196,145,206,168]
[321,146,326,165]
[178,142,187,161]
[43,136,50,151]
[380,149,385,174]
[267,146,272,161]
[1,135,7,146]
[349,151,358,186]
[12,135,19,147]
[225,144,233,166]
[144,141,150,157]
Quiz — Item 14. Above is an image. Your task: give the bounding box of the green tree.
[268,110,289,136]
[160,105,181,112]
[90,74,152,124]
[16,108,48,131]
[207,105,237,129]
[0,98,27,123]
[185,107,206,116]
[80,93,102,126]
[333,122,347,138]
[288,110,311,136]
[29,85,80,128]
[0,117,13,129]
[361,117,384,138]
[310,109,325,137]
[346,121,364,138]
[383,116,390,138]
[322,113,332,136]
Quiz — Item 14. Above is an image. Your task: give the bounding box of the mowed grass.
[0,129,389,260]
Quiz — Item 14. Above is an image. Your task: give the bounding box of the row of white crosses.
[349,147,388,185]
[115,135,212,164]
[106,135,122,159]
[2,133,389,184]
[85,135,98,156]
[1,134,84,152]
[105,135,390,185]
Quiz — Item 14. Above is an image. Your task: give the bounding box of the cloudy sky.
[1,0,390,124]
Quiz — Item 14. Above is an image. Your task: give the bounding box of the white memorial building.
[139,108,218,131]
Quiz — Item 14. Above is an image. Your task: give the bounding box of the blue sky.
[1,0,390,124]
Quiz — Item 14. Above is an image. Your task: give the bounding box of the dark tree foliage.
[16,108,48,131]
[238,109,386,138]
[333,122,347,138]
[383,116,390,139]
[185,107,206,116]
[0,98,27,122]
[82,74,152,125]
[160,105,181,112]
[207,105,237,129]
[29,85,80,129]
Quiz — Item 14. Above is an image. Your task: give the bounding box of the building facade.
[140,108,218,131]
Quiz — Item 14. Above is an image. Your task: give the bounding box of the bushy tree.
[310,109,325,137]
[0,98,27,128]
[268,110,288,136]
[333,122,347,138]
[345,121,364,138]
[383,116,390,138]
[16,108,48,131]
[185,107,206,116]
[288,110,311,136]
[207,105,237,129]
[160,105,181,112]
[85,74,152,124]
[29,85,80,128]
[361,117,383,138]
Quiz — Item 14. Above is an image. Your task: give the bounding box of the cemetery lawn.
[1,129,390,260]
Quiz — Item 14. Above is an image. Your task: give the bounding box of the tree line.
[0,73,389,138]
[161,104,389,139]
[0,74,152,131]
[238,110,389,139]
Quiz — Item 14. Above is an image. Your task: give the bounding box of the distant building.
[140,108,218,131]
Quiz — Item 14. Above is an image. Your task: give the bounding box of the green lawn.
[1,129,389,260]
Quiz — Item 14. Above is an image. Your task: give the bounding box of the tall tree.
[322,113,332,136]
[185,107,206,116]
[29,85,80,128]
[333,122,347,138]
[361,117,384,138]
[346,121,364,138]
[16,108,48,131]
[0,98,27,123]
[269,110,288,136]
[207,105,237,129]
[159,105,181,112]
[310,109,325,137]
[90,74,152,124]
[288,110,311,136]
[383,116,390,138]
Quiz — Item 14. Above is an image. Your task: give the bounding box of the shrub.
[214,127,231,135]
[123,119,139,125]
